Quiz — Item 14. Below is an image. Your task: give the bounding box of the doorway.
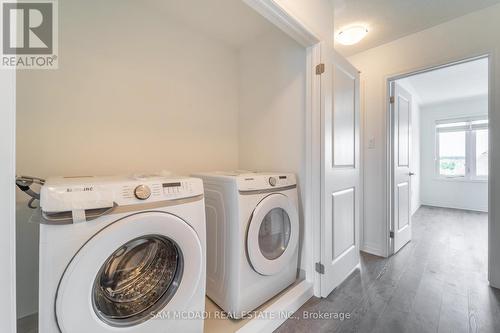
[387,56,490,255]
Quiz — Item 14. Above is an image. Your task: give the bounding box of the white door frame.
[385,54,492,257]
[0,68,17,333]
[1,1,325,332]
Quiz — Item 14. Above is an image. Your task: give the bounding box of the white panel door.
[391,82,413,253]
[319,46,360,297]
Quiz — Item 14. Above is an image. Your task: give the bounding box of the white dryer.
[192,171,299,318]
[38,175,206,333]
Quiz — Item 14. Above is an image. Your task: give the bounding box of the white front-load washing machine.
[38,175,206,333]
[192,171,299,318]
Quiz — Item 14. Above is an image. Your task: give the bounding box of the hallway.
[277,206,499,332]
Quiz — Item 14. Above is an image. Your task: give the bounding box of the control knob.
[134,185,151,200]
[269,177,277,187]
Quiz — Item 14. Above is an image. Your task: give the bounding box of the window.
[438,130,466,177]
[436,117,488,180]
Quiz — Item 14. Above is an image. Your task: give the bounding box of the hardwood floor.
[276,206,500,333]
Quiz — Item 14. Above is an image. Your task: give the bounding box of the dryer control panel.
[237,173,296,192]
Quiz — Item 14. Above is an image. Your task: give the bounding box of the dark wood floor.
[276,206,499,333]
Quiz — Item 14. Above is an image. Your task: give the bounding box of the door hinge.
[315,262,325,274]
[390,96,395,104]
[389,231,395,238]
[316,63,325,75]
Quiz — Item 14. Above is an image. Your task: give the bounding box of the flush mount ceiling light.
[336,25,369,46]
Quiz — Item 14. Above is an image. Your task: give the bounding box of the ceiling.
[144,0,274,49]
[398,58,488,106]
[334,0,500,56]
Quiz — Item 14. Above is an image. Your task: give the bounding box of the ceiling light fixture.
[336,25,369,46]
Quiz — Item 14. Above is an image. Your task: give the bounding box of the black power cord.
[15,175,45,209]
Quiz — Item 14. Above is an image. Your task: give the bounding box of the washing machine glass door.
[247,194,299,276]
[55,211,203,333]
[92,235,182,326]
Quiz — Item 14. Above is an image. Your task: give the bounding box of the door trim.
[242,0,320,47]
[0,64,16,333]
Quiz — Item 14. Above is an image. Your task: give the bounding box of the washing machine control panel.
[118,177,203,204]
[237,173,296,192]
[40,176,204,213]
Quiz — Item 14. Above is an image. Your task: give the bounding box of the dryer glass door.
[247,194,299,276]
[258,208,291,260]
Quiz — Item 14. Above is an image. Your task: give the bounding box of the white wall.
[420,96,488,212]
[397,79,421,215]
[348,3,500,286]
[237,25,306,266]
[17,4,240,179]
[238,29,306,179]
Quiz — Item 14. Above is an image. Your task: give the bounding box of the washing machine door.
[55,211,202,332]
[246,193,299,276]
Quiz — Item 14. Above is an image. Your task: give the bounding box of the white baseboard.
[348,263,361,278]
[411,203,421,216]
[236,279,314,333]
[420,202,488,213]
[360,243,386,258]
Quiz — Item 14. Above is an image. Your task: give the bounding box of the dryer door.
[55,211,203,333]
[246,194,299,276]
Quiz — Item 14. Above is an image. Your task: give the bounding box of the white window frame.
[435,116,488,182]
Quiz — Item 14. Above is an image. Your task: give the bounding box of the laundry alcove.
[15,1,310,332]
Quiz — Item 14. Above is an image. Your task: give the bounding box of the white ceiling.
[398,58,488,106]
[144,0,274,49]
[334,0,500,56]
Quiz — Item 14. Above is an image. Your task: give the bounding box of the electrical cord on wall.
[15,175,45,209]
